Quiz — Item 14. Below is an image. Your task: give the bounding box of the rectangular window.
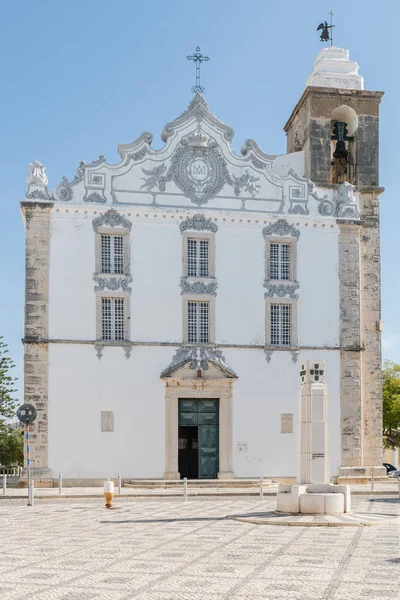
[187,238,209,277]
[188,301,209,343]
[270,304,291,346]
[101,298,125,341]
[101,235,124,274]
[270,242,291,280]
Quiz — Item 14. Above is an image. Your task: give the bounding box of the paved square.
[1,495,399,599]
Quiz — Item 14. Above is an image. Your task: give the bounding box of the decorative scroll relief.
[139,130,263,207]
[263,219,300,240]
[92,209,132,232]
[180,214,218,233]
[180,278,217,296]
[160,345,237,379]
[94,275,132,293]
[335,181,360,219]
[264,282,299,300]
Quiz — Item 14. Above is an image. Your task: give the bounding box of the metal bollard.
[2,474,6,496]
[260,475,264,501]
[183,477,188,503]
[371,468,374,491]
[118,473,122,495]
[28,480,35,507]
[59,473,63,495]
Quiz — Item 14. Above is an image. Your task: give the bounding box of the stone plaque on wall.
[101,411,114,432]
[281,413,293,434]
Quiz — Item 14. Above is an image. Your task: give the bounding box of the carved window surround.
[263,220,300,360]
[181,230,216,280]
[95,291,131,356]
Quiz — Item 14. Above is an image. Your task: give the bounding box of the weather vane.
[187,46,210,94]
[317,10,335,46]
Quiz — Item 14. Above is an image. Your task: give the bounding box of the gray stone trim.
[262,219,300,240]
[180,214,218,233]
[92,208,132,232]
[23,337,359,352]
[180,277,217,296]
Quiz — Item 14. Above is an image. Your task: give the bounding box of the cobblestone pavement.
[1,495,399,599]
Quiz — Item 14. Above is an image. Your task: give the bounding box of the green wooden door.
[178,399,219,479]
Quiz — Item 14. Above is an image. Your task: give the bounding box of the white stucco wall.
[48,344,340,479]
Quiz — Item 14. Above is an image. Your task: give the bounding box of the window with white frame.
[101,298,125,341]
[270,303,291,346]
[187,238,209,277]
[269,242,291,280]
[187,300,209,343]
[101,234,124,274]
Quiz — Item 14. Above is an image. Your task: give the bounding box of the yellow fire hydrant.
[104,479,114,508]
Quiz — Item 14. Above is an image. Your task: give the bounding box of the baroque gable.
[28,94,360,219]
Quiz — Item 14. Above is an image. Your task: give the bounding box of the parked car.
[383,463,397,474]
[388,469,400,479]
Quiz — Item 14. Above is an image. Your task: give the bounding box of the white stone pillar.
[164,392,180,479]
[298,361,329,485]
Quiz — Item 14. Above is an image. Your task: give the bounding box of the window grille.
[101,298,125,341]
[188,301,209,343]
[270,304,291,346]
[101,235,124,274]
[270,242,291,280]
[187,238,209,277]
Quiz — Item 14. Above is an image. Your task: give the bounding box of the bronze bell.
[333,140,348,159]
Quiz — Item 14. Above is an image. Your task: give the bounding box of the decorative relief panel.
[264,282,299,300]
[94,275,132,293]
[161,345,237,379]
[262,219,300,240]
[180,278,217,296]
[180,214,218,233]
[92,209,132,231]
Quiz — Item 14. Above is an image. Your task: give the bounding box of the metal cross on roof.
[317,10,335,46]
[187,46,210,94]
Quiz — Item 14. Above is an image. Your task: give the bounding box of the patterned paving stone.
[0,495,398,599]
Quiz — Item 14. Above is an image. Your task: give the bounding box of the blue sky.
[0,0,398,397]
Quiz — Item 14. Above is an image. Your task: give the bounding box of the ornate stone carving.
[92,208,132,231]
[180,278,217,296]
[95,343,104,360]
[264,282,299,300]
[25,189,50,200]
[264,348,274,363]
[84,192,107,204]
[290,349,300,363]
[161,345,237,378]
[318,197,335,216]
[263,219,300,240]
[94,275,132,293]
[124,346,132,359]
[180,214,218,233]
[232,171,260,197]
[141,163,167,192]
[167,137,231,206]
[335,181,360,219]
[55,177,74,202]
[289,204,309,215]
[27,161,48,186]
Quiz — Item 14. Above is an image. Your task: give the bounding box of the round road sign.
[17,404,37,425]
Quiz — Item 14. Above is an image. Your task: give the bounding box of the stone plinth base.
[338,465,387,484]
[20,468,53,488]
[276,483,351,514]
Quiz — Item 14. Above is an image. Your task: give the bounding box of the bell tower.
[284,47,385,482]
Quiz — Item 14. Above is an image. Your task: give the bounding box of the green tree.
[0,337,18,431]
[0,428,23,466]
[382,360,400,449]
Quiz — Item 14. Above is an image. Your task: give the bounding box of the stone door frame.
[163,377,234,479]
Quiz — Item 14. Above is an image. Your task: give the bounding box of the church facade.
[21,47,385,483]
